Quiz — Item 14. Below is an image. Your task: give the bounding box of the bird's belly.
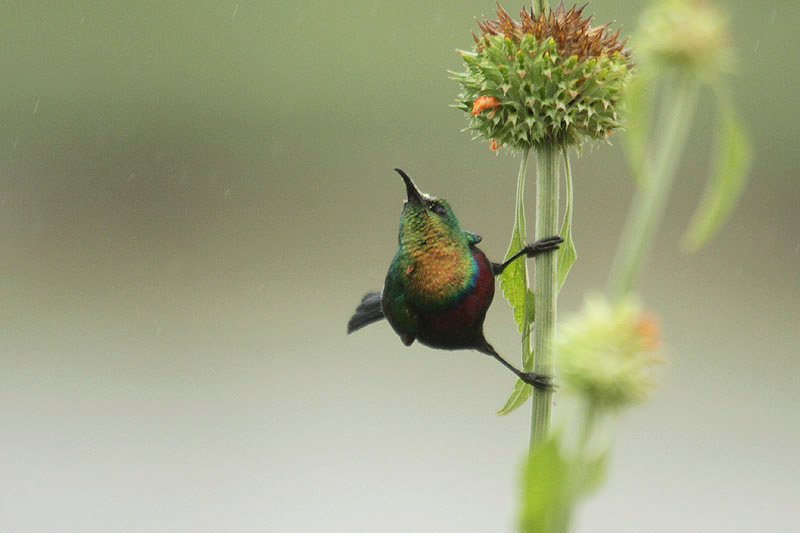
[419,296,489,347]
[417,250,495,349]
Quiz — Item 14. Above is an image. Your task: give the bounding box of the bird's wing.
[382,270,418,346]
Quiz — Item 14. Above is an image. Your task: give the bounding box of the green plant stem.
[607,74,698,301]
[536,1,546,15]
[530,143,559,452]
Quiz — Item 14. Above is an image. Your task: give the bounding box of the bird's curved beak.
[394,168,424,206]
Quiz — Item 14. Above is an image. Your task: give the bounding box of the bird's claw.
[519,371,555,391]
[524,235,564,257]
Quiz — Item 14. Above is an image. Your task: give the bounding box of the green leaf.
[499,226,528,332]
[523,289,535,336]
[499,156,531,333]
[497,379,532,415]
[498,153,535,415]
[518,435,610,531]
[557,149,577,291]
[682,85,752,252]
[497,257,531,415]
[497,290,535,416]
[519,436,570,533]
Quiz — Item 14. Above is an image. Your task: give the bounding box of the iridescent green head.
[393,168,467,253]
[389,169,478,308]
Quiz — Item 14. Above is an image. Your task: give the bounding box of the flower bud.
[637,0,733,78]
[556,295,662,410]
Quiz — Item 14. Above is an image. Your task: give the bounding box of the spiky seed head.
[637,0,733,79]
[453,3,632,152]
[556,295,663,411]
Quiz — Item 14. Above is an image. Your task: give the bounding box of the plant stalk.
[530,143,559,452]
[607,74,698,301]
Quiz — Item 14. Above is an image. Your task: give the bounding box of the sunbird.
[347,169,561,390]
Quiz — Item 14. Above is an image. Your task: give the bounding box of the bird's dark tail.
[347,292,385,333]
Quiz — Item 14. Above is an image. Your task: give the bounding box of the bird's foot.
[524,236,564,257]
[519,372,555,392]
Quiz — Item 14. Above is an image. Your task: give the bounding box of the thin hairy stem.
[607,74,698,301]
[530,143,559,452]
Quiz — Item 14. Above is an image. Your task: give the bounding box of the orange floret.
[471,95,501,116]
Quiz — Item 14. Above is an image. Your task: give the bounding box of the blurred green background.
[1,1,797,531]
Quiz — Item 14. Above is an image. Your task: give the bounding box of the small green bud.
[453,4,632,152]
[556,295,662,411]
[637,0,733,78]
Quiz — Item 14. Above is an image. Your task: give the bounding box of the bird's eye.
[430,202,447,216]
